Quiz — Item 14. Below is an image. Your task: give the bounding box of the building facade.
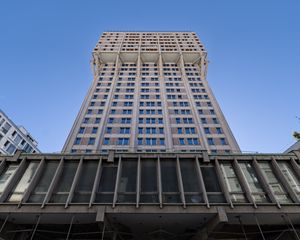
[0,110,40,155]
[63,32,240,154]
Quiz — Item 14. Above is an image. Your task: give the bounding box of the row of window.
[7,156,297,205]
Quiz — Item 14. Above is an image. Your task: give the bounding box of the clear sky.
[0,0,299,153]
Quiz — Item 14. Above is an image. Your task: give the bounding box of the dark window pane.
[50,162,78,203]
[161,159,180,203]
[72,161,98,203]
[95,163,117,203]
[141,160,157,192]
[118,160,137,203]
[28,162,59,203]
[201,167,222,192]
[180,159,200,192]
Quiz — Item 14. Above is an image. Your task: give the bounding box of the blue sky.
[0,0,299,153]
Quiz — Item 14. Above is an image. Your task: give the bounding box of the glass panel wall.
[72,161,98,203]
[277,161,300,198]
[140,159,158,203]
[8,162,39,202]
[200,165,225,203]
[161,159,180,203]
[95,162,118,203]
[28,162,59,203]
[239,162,269,203]
[220,162,247,203]
[0,164,19,196]
[49,161,78,203]
[180,159,203,203]
[258,162,292,203]
[118,159,137,203]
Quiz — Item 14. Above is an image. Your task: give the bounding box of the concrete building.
[0,32,299,239]
[63,32,240,154]
[285,140,300,153]
[0,109,40,155]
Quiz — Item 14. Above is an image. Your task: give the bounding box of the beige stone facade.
[63,32,240,154]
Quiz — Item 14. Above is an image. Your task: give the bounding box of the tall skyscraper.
[63,32,240,154]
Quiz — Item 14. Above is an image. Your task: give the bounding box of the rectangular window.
[28,162,59,203]
[161,160,180,203]
[220,162,247,203]
[140,160,158,203]
[92,127,98,134]
[88,138,95,145]
[207,138,214,145]
[118,160,137,203]
[78,127,85,134]
[258,162,291,203]
[103,138,110,145]
[72,161,98,203]
[118,138,129,145]
[204,128,210,134]
[95,163,118,203]
[0,164,19,196]
[239,162,269,203]
[74,138,81,145]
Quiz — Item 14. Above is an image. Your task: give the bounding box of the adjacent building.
[63,32,240,154]
[0,109,40,155]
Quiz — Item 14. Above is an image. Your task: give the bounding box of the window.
[106,127,112,134]
[177,128,183,134]
[118,138,129,145]
[120,127,130,134]
[72,161,98,203]
[27,162,59,203]
[220,138,227,145]
[138,138,143,145]
[159,128,164,134]
[206,137,215,146]
[88,138,95,145]
[103,138,110,145]
[212,118,219,124]
[220,162,247,203]
[201,166,226,203]
[108,118,114,124]
[146,138,156,145]
[185,127,196,134]
[216,127,222,134]
[204,128,210,134]
[239,162,269,203]
[123,109,132,115]
[259,162,291,203]
[74,138,81,145]
[83,118,89,124]
[175,118,181,124]
[201,118,207,124]
[179,138,185,145]
[121,118,131,124]
[49,162,78,203]
[159,138,165,145]
[95,118,101,124]
[92,127,98,134]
